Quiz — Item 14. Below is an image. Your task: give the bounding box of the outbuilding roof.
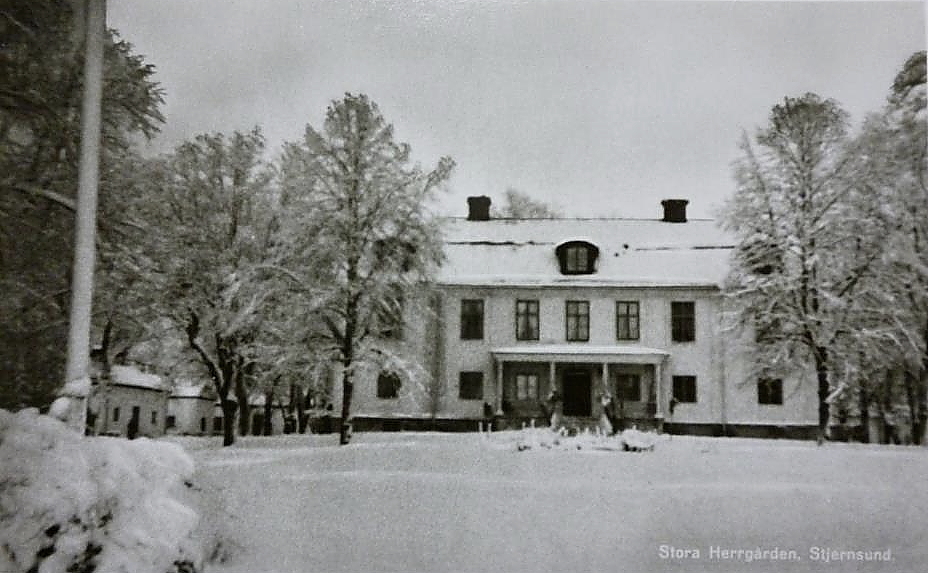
[109,365,166,391]
[438,217,735,288]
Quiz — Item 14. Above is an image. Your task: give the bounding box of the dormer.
[555,239,600,275]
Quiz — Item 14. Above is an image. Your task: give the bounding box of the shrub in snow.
[0,408,218,573]
[510,426,658,453]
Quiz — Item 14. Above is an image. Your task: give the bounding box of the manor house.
[346,197,819,438]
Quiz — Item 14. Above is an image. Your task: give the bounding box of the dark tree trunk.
[339,371,353,445]
[858,386,870,444]
[221,398,236,447]
[236,383,250,437]
[263,390,273,436]
[815,348,829,444]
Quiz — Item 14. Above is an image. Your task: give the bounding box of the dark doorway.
[563,369,592,416]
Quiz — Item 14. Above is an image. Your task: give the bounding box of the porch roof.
[492,344,668,364]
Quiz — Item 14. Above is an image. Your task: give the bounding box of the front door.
[562,370,592,416]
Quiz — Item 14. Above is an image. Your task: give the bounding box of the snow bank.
[503,426,659,453]
[0,408,219,573]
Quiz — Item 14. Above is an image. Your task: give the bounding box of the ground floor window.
[200,417,207,432]
[112,407,120,422]
[515,373,539,400]
[672,375,697,403]
[166,415,176,429]
[213,416,223,433]
[377,372,401,399]
[459,371,484,400]
[151,411,158,425]
[758,378,783,405]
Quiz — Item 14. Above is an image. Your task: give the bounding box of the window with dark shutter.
[377,372,401,399]
[671,301,695,342]
[515,300,540,340]
[566,300,590,341]
[555,241,600,275]
[459,372,484,400]
[616,301,640,340]
[672,376,697,403]
[758,378,783,405]
[460,299,484,340]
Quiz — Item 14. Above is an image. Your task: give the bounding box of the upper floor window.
[565,300,590,342]
[376,294,404,339]
[671,301,695,342]
[758,378,783,405]
[377,372,401,399]
[515,300,539,340]
[460,299,484,340]
[616,301,640,340]
[555,240,600,275]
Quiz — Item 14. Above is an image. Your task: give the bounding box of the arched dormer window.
[555,239,600,275]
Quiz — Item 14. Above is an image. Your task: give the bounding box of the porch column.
[495,359,504,415]
[549,361,556,396]
[654,360,664,419]
[601,362,609,394]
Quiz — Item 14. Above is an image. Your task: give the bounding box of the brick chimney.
[661,199,688,223]
[467,196,492,221]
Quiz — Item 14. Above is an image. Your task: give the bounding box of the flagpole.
[59,0,106,433]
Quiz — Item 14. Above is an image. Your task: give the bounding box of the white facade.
[167,384,216,435]
[345,199,819,436]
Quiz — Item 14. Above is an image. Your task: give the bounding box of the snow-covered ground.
[176,432,928,573]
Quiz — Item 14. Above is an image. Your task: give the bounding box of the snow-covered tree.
[847,51,928,443]
[492,188,562,218]
[722,93,889,442]
[0,1,163,410]
[278,94,454,445]
[131,128,276,446]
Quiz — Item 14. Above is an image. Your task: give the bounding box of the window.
[213,416,223,433]
[151,411,158,425]
[377,295,404,339]
[616,301,640,340]
[565,300,590,341]
[515,300,539,340]
[199,417,206,432]
[758,378,783,405]
[515,373,539,400]
[113,407,120,422]
[555,241,599,275]
[166,415,176,429]
[459,372,484,400]
[615,374,641,402]
[671,301,695,342]
[377,372,401,399]
[672,376,697,403]
[460,299,484,340]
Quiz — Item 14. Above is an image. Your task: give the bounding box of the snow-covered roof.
[438,217,735,288]
[171,384,215,400]
[109,365,166,391]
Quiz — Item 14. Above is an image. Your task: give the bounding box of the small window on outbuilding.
[758,378,783,405]
[555,240,599,275]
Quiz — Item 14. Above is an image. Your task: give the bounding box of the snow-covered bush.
[509,426,658,453]
[0,408,217,573]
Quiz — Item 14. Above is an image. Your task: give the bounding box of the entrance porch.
[491,345,669,431]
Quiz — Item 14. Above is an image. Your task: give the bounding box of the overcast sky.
[109,0,926,219]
